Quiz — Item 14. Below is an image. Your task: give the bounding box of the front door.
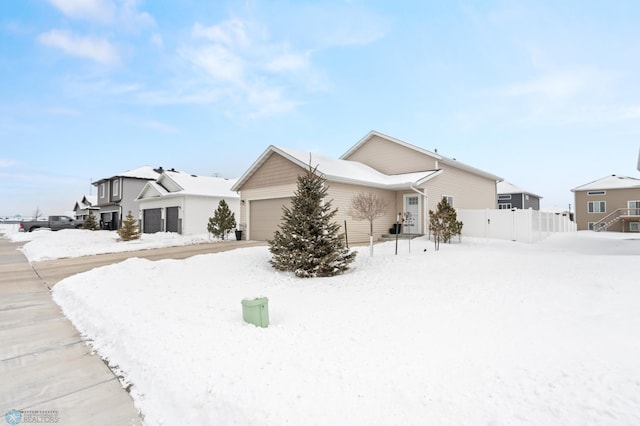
[403,194,421,234]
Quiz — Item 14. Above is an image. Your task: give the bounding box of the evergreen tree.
[82,211,101,230]
[269,165,356,278]
[429,197,463,251]
[207,199,237,240]
[117,210,141,241]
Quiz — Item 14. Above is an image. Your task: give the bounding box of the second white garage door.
[249,198,291,241]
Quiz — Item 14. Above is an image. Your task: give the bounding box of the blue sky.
[1,0,639,217]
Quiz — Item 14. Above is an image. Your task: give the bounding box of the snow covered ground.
[3,224,640,425]
[0,224,226,262]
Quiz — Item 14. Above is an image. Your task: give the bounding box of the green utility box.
[241,297,269,328]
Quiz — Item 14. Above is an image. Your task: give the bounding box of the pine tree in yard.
[82,211,100,230]
[269,165,356,278]
[207,199,237,240]
[117,210,141,241]
[429,197,463,251]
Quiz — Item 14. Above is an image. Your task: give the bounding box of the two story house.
[231,131,502,243]
[497,181,542,210]
[571,174,640,232]
[92,166,162,229]
[72,195,98,221]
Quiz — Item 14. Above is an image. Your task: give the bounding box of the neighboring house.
[571,174,640,232]
[136,170,240,235]
[92,166,162,230]
[231,130,502,243]
[497,181,542,210]
[72,195,98,221]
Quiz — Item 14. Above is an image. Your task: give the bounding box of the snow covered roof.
[137,171,239,200]
[342,130,502,182]
[93,166,161,184]
[73,194,99,211]
[497,181,542,198]
[571,174,640,192]
[231,145,442,192]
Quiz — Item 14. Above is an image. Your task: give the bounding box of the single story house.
[231,130,502,243]
[497,181,542,210]
[571,174,640,231]
[136,170,239,235]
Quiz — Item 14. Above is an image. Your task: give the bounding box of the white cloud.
[47,0,154,28]
[181,45,244,84]
[137,119,178,133]
[38,29,120,64]
[47,0,116,23]
[0,159,16,168]
[192,20,250,47]
[150,33,164,49]
[498,70,593,100]
[619,105,640,119]
[265,52,310,73]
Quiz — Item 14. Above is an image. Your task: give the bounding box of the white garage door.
[250,198,291,241]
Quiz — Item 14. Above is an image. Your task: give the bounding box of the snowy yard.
[3,224,640,425]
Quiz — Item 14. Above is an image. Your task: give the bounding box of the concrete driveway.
[0,237,265,424]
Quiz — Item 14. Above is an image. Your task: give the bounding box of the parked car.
[19,215,83,232]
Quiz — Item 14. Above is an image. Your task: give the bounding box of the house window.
[630,222,640,232]
[588,222,596,230]
[112,179,120,197]
[442,195,454,206]
[99,183,105,198]
[498,203,512,209]
[525,194,530,201]
[588,201,606,213]
[587,190,606,196]
[628,200,640,216]
[408,197,418,206]
[498,194,512,200]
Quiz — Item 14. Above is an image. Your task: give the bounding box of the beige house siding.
[344,134,437,174]
[425,164,497,211]
[242,152,306,190]
[326,182,397,244]
[574,187,640,231]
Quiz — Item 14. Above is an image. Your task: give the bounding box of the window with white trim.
[112,179,120,197]
[443,195,454,206]
[99,183,105,198]
[587,190,606,196]
[588,222,596,230]
[588,201,605,213]
[498,194,512,200]
[498,203,512,209]
[628,200,640,216]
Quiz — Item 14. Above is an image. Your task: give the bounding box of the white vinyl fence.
[456,209,576,243]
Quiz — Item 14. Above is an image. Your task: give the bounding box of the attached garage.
[143,208,162,233]
[249,198,290,241]
[166,207,180,233]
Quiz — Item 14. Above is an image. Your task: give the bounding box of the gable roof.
[72,194,99,211]
[571,174,640,192]
[137,171,239,201]
[497,181,542,198]
[92,166,161,185]
[231,145,442,192]
[341,130,502,182]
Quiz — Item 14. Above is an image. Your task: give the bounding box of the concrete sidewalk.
[0,238,142,425]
